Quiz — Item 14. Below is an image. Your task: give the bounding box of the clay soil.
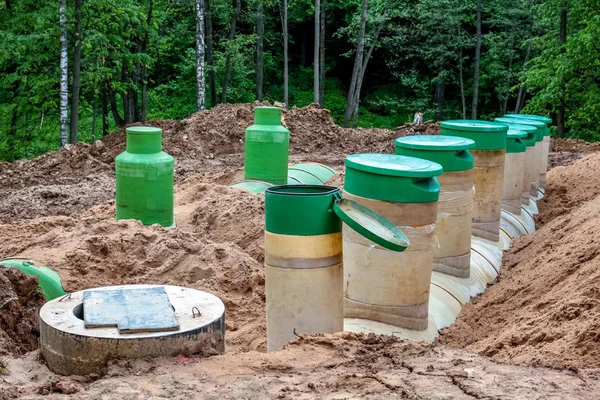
[1,103,600,399]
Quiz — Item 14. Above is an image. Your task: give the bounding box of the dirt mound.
[439,153,600,370]
[552,138,600,153]
[0,268,45,356]
[536,152,600,226]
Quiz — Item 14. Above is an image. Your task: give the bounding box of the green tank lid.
[344,153,442,203]
[506,130,527,153]
[394,135,475,172]
[440,120,508,150]
[126,126,163,154]
[504,114,552,125]
[495,117,545,141]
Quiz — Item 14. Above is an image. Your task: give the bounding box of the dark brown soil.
[0,268,45,356]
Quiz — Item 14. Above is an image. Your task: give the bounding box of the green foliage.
[523,0,600,141]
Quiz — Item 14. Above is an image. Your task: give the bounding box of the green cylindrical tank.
[395,135,475,278]
[343,154,442,331]
[264,184,408,351]
[116,126,174,227]
[440,120,508,243]
[244,107,290,185]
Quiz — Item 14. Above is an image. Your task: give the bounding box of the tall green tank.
[115,126,174,227]
[244,107,290,185]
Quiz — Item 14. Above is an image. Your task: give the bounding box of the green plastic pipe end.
[0,260,67,301]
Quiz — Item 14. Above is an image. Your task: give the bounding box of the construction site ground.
[1,103,599,399]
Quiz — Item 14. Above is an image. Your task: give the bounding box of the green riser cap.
[440,120,508,150]
[395,135,475,172]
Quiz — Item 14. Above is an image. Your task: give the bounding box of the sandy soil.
[1,103,600,398]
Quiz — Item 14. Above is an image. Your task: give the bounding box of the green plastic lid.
[506,130,527,153]
[344,154,442,203]
[333,193,409,252]
[126,126,163,154]
[254,106,283,125]
[493,119,537,146]
[395,135,475,172]
[440,120,508,150]
[495,117,545,141]
[504,114,552,125]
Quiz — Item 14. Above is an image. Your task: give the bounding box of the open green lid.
[333,192,409,252]
[440,120,508,150]
[395,135,475,172]
[344,154,442,203]
[506,130,527,153]
[504,114,552,125]
[495,117,545,141]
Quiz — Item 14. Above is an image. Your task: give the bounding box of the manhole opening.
[73,303,84,321]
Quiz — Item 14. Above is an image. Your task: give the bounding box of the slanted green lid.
[496,117,545,141]
[395,135,475,172]
[504,114,552,125]
[333,193,409,252]
[506,130,527,153]
[440,120,508,150]
[344,154,442,203]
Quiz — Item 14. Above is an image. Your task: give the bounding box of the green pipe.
[0,260,67,301]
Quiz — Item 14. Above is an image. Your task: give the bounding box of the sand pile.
[439,152,600,369]
[0,268,45,356]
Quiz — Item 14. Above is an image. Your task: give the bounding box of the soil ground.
[1,103,599,399]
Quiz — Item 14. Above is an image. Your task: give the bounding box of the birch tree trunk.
[205,0,217,107]
[471,0,482,120]
[313,0,320,104]
[221,0,242,104]
[196,0,206,110]
[318,0,326,107]
[514,44,531,113]
[343,0,368,128]
[256,0,264,101]
[59,0,69,147]
[459,47,466,119]
[557,1,567,138]
[282,0,289,106]
[349,0,390,126]
[69,0,83,144]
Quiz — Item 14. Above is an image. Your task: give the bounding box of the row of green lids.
[343,114,552,204]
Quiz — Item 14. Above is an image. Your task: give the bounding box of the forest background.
[0,0,597,162]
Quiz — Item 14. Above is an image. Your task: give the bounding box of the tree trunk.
[91,97,97,144]
[108,86,125,127]
[205,0,217,107]
[459,47,466,119]
[256,0,264,101]
[141,64,147,120]
[435,80,445,121]
[557,1,567,138]
[514,44,531,113]
[343,0,368,128]
[101,89,108,137]
[196,0,206,110]
[318,0,327,107]
[221,0,242,104]
[59,0,69,147]
[471,0,482,120]
[348,0,390,125]
[313,0,320,104]
[69,0,83,145]
[283,0,289,106]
